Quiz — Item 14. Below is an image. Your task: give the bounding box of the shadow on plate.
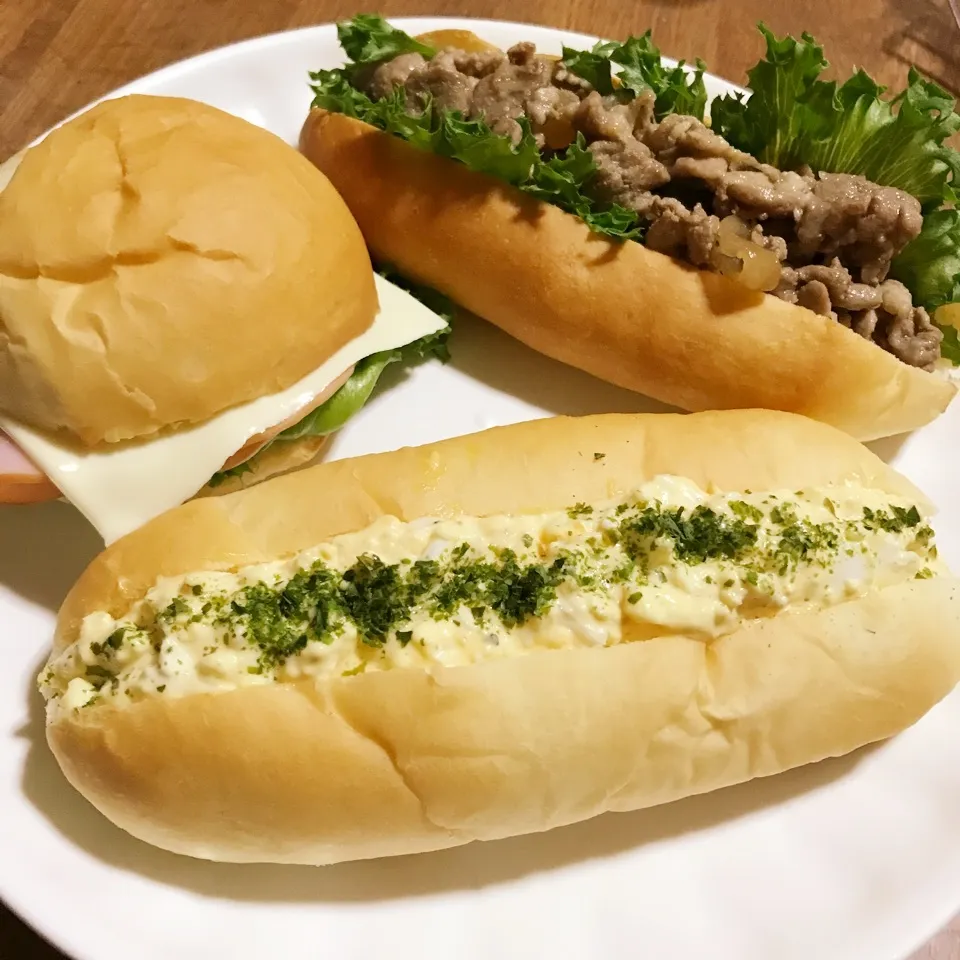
[0,501,101,611]
[19,654,873,905]
[865,432,909,464]
[439,312,680,417]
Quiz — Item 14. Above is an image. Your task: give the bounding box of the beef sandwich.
[0,94,451,541]
[300,17,960,441]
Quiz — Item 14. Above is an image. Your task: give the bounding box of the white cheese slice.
[1,276,446,544]
[0,150,25,192]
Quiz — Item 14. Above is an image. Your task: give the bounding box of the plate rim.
[1,15,957,960]
[13,15,716,155]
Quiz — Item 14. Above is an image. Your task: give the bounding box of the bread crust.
[197,434,329,497]
[299,109,956,442]
[0,97,378,445]
[46,411,960,863]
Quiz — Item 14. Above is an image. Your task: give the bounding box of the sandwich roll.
[40,410,960,864]
[0,97,376,445]
[301,109,955,442]
[0,96,450,540]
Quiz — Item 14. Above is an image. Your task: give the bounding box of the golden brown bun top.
[0,95,378,446]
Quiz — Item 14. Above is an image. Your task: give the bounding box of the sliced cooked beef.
[885,307,942,369]
[716,169,813,220]
[643,113,757,169]
[367,52,428,102]
[575,91,636,142]
[796,173,923,283]
[526,86,581,148]
[795,261,884,313]
[880,278,914,316]
[589,139,671,199]
[876,280,943,369]
[361,42,941,368]
[642,210,688,258]
[448,48,505,77]
[366,50,494,113]
[683,206,722,267]
[773,268,800,305]
[553,61,594,95]
[781,266,940,369]
[468,42,555,143]
[751,225,788,262]
[852,309,881,340]
[630,89,658,139]
[405,49,480,114]
[796,279,833,318]
[574,90,661,147]
[672,156,729,187]
[643,201,719,268]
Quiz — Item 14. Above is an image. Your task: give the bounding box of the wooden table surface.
[2,0,960,957]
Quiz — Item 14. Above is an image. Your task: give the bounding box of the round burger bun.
[0,95,378,446]
[300,109,956,443]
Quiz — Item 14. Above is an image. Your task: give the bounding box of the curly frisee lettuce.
[711,27,960,210]
[310,17,708,240]
[711,25,960,336]
[309,15,960,364]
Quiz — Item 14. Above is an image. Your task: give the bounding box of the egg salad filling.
[40,475,941,714]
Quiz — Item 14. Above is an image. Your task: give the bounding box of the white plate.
[1,17,959,960]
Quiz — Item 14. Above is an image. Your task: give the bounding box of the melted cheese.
[0,276,446,543]
[41,478,942,716]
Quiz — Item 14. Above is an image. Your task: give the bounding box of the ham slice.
[0,364,356,504]
[0,435,60,503]
[219,365,354,470]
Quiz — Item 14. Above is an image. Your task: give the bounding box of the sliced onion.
[717,214,752,243]
[541,117,576,150]
[739,245,782,292]
[713,215,781,292]
[713,251,744,279]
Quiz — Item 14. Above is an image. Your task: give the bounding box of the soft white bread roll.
[0,96,377,445]
[42,410,960,864]
[300,110,956,443]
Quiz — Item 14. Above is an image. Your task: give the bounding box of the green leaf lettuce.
[890,209,960,312]
[711,25,960,210]
[337,14,434,72]
[309,18,642,238]
[562,35,707,120]
[313,16,960,360]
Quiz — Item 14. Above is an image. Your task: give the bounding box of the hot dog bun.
[42,410,960,864]
[0,95,377,446]
[300,109,956,443]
